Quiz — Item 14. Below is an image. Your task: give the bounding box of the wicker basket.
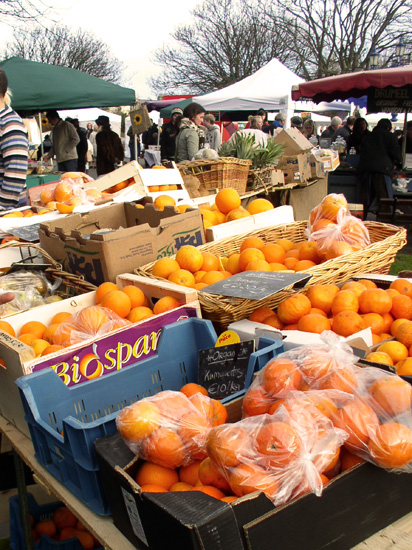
[0,241,97,299]
[177,157,252,194]
[247,167,276,191]
[135,221,407,332]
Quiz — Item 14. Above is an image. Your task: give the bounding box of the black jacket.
[358,126,402,176]
[160,121,179,160]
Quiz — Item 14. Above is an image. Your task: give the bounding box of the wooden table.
[2,413,412,550]
[0,416,136,550]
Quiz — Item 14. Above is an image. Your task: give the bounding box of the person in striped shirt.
[0,69,29,210]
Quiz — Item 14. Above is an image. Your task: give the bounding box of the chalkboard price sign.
[199,271,312,300]
[198,340,255,399]
[9,223,41,243]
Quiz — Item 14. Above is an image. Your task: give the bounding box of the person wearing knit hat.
[321,116,342,140]
[160,107,183,161]
[203,113,222,151]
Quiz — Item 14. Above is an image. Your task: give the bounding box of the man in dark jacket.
[333,116,356,146]
[160,107,182,161]
[70,118,88,172]
[321,116,342,141]
[358,118,402,217]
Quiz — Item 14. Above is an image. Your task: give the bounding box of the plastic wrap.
[116,390,227,468]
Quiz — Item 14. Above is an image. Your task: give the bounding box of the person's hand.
[0,292,15,305]
[43,154,50,161]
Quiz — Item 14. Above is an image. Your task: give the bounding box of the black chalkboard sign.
[199,271,312,300]
[198,340,255,399]
[9,223,41,242]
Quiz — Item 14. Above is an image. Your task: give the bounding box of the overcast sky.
[0,0,199,99]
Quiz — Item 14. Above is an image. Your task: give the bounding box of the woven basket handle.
[0,241,61,270]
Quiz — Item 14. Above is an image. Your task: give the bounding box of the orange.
[170,482,194,491]
[226,253,241,274]
[331,290,359,315]
[372,333,382,345]
[19,321,46,339]
[226,208,251,222]
[215,188,241,214]
[298,241,321,263]
[269,263,288,271]
[319,194,348,221]
[229,462,278,500]
[180,383,208,398]
[54,181,74,202]
[247,198,274,215]
[284,257,299,270]
[261,244,285,264]
[369,376,412,416]
[276,239,295,252]
[179,460,202,486]
[199,209,216,225]
[389,278,412,298]
[154,195,176,210]
[361,313,384,335]
[40,188,55,204]
[127,306,154,323]
[238,248,265,272]
[152,258,181,279]
[341,281,368,297]
[263,358,302,397]
[255,421,301,468]
[143,426,187,469]
[153,296,181,315]
[136,461,179,490]
[395,357,412,375]
[356,279,377,289]
[194,270,207,283]
[168,269,196,287]
[277,294,312,325]
[365,351,394,366]
[380,332,392,342]
[381,312,394,333]
[368,422,412,468]
[311,217,335,232]
[53,507,77,531]
[324,241,354,260]
[121,286,146,308]
[193,282,209,290]
[376,341,408,363]
[340,448,365,472]
[395,320,412,347]
[0,320,15,337]
[294,259,316,272]
[200,252,220,272]
[95,282,119,304]
[297,313,331,334]
[332,311,364,337]
[390,294,412,320]
[386,288,400,299]
[192,485,226,499]
[50,312,72,325]
[358,288,392,315]
[391,317,409,336]
[333,397,379,452]
[242,386,272,416]
[42,324,60,343]
[285,249,300,259]
[100,290,131,318]
[213,211,226,224]
[201,271,227,285]
[221,495,238,503]
[31,339,50,357]
[41,344,64,356]
[36,519,57,538]
[309,307,328,317]
[305,284,339,314]
[240,237,265,252]
[175,245,203,273]
[249,307,276,324]
[117,401,161,442]
[206,425,250,468]
[245,259,271,271]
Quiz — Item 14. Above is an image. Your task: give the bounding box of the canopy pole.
[401,111,407,170]
[38,112,44,158]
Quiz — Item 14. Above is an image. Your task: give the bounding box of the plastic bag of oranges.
[306,193,370,259]
[116,390,227,469]
[52,305,130,348]
[242,332,359,418]
[206,399,347,506]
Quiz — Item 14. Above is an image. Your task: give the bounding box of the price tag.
[198,340,254,399]
[215,330,240,347]
[9,223,41,242]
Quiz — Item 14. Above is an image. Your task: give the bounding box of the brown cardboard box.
[38,202,205,285]
[273,128,313,157]
[310,153,327,178]
[277,152,312,183]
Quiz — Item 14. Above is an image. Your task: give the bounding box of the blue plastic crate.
[9,493,103,550]
[15,318,283,516]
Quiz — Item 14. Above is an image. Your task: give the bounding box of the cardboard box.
[310,153,327,179]
[95,394,412,550]
[205,205,294,242]
[0,273,200,436]
[38,202,205,286]
[273,128,313,157]
[270,169,285,186]
[277,152,312,183]
[312,149,340,172]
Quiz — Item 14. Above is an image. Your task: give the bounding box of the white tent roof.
[57,107,121,124]
[195,58,305,111]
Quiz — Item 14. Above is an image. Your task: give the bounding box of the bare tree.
[150,0,292,95]
[259,0,412,79]
[0,0,50,23]
[4,25,124,83]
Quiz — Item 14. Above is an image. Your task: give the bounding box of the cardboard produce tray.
[135,220,407,332]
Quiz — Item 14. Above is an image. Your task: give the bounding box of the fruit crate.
[15,318,283,515]
[135,220,407,332]
[9,493,103,550]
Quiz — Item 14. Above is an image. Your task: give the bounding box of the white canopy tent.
[194,58,305,124]
[57,108,122,137]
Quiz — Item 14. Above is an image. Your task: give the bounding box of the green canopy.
[159,97,193,118]
[0,57,136,111]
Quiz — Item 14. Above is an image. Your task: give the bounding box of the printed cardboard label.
[121,487,148,545]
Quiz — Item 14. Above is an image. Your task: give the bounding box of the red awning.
[291,66,412,102]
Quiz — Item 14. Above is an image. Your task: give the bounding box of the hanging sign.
[367,86,412,113]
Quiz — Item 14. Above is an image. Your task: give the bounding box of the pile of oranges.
[32,505,98,548]
[38,173,102,214]
[248,277,412,374]
[0,282,183,358]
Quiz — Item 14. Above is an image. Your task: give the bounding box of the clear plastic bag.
[116,390,226,468]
